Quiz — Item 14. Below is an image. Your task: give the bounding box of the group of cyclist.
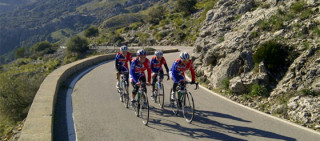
[115,45,196,107]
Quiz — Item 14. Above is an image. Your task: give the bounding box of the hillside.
[0,0,161,64]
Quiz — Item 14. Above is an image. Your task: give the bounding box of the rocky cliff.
[192,0,320,130]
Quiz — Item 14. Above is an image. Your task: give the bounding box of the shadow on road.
[149,107,296,141]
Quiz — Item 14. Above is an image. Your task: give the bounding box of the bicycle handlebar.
[179,81,199,90]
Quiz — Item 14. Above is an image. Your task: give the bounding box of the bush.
[222,77,230,90]
[0,73,45,121]
[148,5,166,25]
[67,36,89,53]
[29,41,56,56]
[291,1,305,13]
[84,27,99,38]
[175,0,197,16]
[14,47,27,59]
[249,83,268,97]
[253,41,289,72]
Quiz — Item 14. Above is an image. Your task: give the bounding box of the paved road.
[71,47,320,141]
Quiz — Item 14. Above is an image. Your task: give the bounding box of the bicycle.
[153,73,168,109]
[132,82,149,125]
[117,72,129,108]
[170,81,199,123]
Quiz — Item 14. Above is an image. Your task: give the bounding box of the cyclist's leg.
[151,73,158,94]
[159,70,164,82]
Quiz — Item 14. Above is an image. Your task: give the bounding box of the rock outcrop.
[193,0,320,130]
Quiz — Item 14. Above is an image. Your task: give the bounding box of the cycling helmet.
[120,45,128,52]
[136,49,146,56]
[179,52,190,60]
[154,51,163,57]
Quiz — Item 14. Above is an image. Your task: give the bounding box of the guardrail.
[19,48,178,141]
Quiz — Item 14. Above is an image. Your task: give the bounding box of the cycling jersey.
[170,59,195,83]
[130,57,151,83]
[150,56,169,73]
[115,52,132,72]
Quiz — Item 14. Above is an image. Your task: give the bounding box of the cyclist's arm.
[162,57,169,74]
[115,55,120,72]
[128,53,132,67]
[189,61,196,82]
[164,63,169,74]
[146,60,152,83]
[130,61,138,83]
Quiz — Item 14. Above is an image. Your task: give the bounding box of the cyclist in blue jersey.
[150,51,169,100]
[130,49,151,107]
[115,46,132,89]
[170,52,196,102]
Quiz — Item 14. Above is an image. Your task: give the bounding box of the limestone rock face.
[193,0,320,129]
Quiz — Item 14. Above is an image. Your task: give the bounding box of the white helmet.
[120,45,128,52]
[136,49,146,56]
[154,51,163,57]
[179,52,190,60]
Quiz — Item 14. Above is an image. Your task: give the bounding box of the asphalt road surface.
[70,47,320,141]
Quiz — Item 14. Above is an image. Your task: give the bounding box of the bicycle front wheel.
[158,83,165,109]
[140,93,149,125]
[123,83,129,108]
[182,92,195,123]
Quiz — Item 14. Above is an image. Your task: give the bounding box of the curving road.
[69,47,319,141]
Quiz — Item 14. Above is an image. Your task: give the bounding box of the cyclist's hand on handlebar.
[146,82,151,86]
[135,82,141,86]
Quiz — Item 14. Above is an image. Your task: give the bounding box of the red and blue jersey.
[150,56,167,73]
[130,57,151,83]
[170,59,195,82]
[115,52,132,70]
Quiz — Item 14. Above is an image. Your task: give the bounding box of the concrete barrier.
[19,48,178,141]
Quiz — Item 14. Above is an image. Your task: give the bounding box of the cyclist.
[115,45,132,90]
[130,49,151,107]
[170,52,196,103]
[150,50,169,100]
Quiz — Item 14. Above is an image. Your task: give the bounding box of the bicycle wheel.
[170,89,178,115]
[119,81,124,103]
[182,92,195,123]
[140,93,149,125]
[154,84,158,103]
[123,82,129,108]
[158,83,164,109]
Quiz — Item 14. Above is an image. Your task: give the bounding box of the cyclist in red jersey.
[129,49,151,107]
[150,51,169,100]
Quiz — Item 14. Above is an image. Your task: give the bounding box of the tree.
[67,36,89,53]
[84,27,99,38]
[15,47,27,59]
[175,0,197,16]
[148,5,166,25]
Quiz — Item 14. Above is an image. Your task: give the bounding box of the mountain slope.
[0,0,160,59]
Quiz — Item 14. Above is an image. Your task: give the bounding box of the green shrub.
[222,77,230,90]
[29,41,56,56]
[314,26,320,36]
[253,41,288,72]
[301,8,313,20]
[84,27,99,38]
[155,31,168,41]
[0,73,45,122]
[67,36,89,53]
[291,1,305,13]
[14,47,27,59]
[301,88,317,96]
[148,5,166,25]
[175,0,197,16]
[249,83,268,97]
[129,22,143,30]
